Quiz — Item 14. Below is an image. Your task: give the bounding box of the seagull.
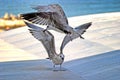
[24,21,91,71]
[60,22,92,54]
[24,21,65,71]
[20,4,92,40]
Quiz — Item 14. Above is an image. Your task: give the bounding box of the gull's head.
[59,53,65,60]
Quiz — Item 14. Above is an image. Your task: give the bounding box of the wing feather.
[21,12,51,25]
[21,12,67,32]
[60,22,92,53]
[32,4,68,24]
[24,21,56,59]
[75,22,92,35]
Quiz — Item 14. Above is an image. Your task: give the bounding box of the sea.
[0,0,120,17]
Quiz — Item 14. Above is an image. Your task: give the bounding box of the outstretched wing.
[21,12,67,32]
[20,4,68,31]
[32,5,51,12]
[21,12,52,25]
[25,21,56,59]
[32,4,68,24]
[60,22,92,53]
[75,22,92,35]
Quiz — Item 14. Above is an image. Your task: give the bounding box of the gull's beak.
[62,57,64,60]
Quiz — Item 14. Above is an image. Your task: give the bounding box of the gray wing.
[32,4,68,24]
[32,5,51,12]
[21,12,52,25]
[20,4,68,28]
[21,12,68,32]
[60,22,92,53]
[25,21,56,59]
[75,22,92,35]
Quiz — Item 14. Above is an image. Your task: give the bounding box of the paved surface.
[64,50,120,80]
[0,60,83,80]
[0,12,120,80]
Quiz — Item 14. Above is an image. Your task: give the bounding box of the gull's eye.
[60,55,64,60]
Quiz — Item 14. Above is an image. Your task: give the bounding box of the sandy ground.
[0,12,120,80]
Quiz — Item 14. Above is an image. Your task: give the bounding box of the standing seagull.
[20,4,92,39]
[25,21,65,71]
[24,21,91,71]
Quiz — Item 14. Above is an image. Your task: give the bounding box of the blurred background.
[0,0,120,31]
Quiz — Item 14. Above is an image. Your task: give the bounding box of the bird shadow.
[0,50,119,73]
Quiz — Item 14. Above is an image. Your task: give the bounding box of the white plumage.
[21,4,92,71]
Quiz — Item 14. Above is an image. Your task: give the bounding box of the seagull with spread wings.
[60,22,92,54]
[20,4,92,39]
[25,21,65,71]
[24,21,91,71]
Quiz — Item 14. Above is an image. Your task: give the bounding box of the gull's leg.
[53,64,55,68]
[80,35,84,39]
[43,26,49,32]
[60,64,62,70]
[53,64,57,71]
[76,32,84,39]
[59,64,66,71]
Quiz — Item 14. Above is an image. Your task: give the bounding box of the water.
[0,0,120,17]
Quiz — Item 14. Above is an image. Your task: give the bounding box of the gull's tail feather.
[60,22,92,53]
